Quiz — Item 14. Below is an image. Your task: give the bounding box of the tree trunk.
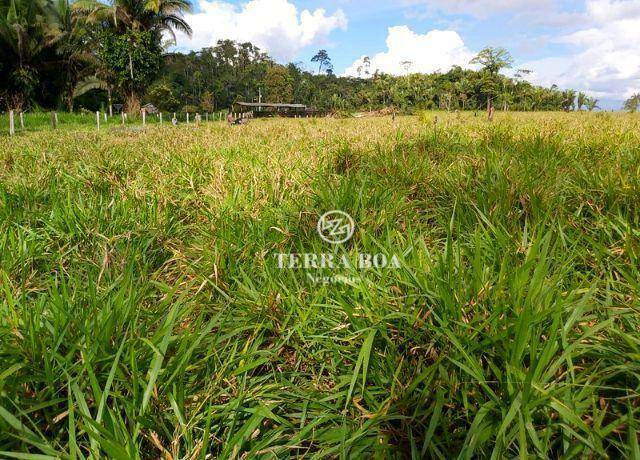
[66,89,74,113]
[487,95,495,121]
[126,90,141,116]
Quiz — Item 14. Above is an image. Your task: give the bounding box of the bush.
[182,104,199,114]
[145,83,180,113]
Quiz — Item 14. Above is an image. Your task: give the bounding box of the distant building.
[233,102,317,118]
[141,103,158,114]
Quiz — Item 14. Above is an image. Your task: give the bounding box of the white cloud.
[403,0,554,19]
[176,0,347,61]
[523,0,640,100]
[344,26,475,77]
[585,0,640,21]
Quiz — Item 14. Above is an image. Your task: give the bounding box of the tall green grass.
[1,113,639,458]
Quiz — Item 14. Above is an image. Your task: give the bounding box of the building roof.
[234,102,307,109]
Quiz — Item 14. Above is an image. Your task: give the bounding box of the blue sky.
[175,0,640,109]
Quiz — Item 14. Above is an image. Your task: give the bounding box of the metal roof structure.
[234,102,307,109]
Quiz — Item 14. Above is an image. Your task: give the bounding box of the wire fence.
[1,109,235,136]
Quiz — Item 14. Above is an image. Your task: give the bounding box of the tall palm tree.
[77,0,191,38]
[46,0,97,111]
[576,92,587,111]
[0,0,57,108]
[561,90,576,111]
[74,0,192,111]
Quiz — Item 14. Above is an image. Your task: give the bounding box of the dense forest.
[154,44,598,114]
[2,0,627,114]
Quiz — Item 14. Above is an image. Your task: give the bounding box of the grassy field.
[1,112,639,458]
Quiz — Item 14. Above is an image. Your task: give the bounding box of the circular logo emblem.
[317,210,355,244]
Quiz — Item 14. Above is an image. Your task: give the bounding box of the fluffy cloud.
[344,26,475,77]
[176,0,347,61]
[524,0,640,100]
[403,0,554,19]
[585,0,640,21]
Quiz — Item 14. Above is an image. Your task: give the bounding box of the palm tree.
[47,0,96,111]
[586,97,599,112]
[0,0,57,108]
[561,90,576,111]
[624,94,640,113]
[576,92,587,111]
[75,0,192,111]
[76,0,191,37]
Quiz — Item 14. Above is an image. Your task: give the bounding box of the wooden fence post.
[9,110,15,136]
[19,111,24,129]
[51,112,57,129]
[142,108,146,126]
[96,111,100,130]
[121,112,125,124]
[159,112,163,125]
[186,113,190,124]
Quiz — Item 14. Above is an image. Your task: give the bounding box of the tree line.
[1,0,616,114]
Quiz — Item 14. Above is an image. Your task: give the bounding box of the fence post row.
[6,106,258,136]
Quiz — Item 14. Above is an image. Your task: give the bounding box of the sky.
[173,0,640,109]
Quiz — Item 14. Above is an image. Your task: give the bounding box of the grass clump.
[0,112,639,458]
